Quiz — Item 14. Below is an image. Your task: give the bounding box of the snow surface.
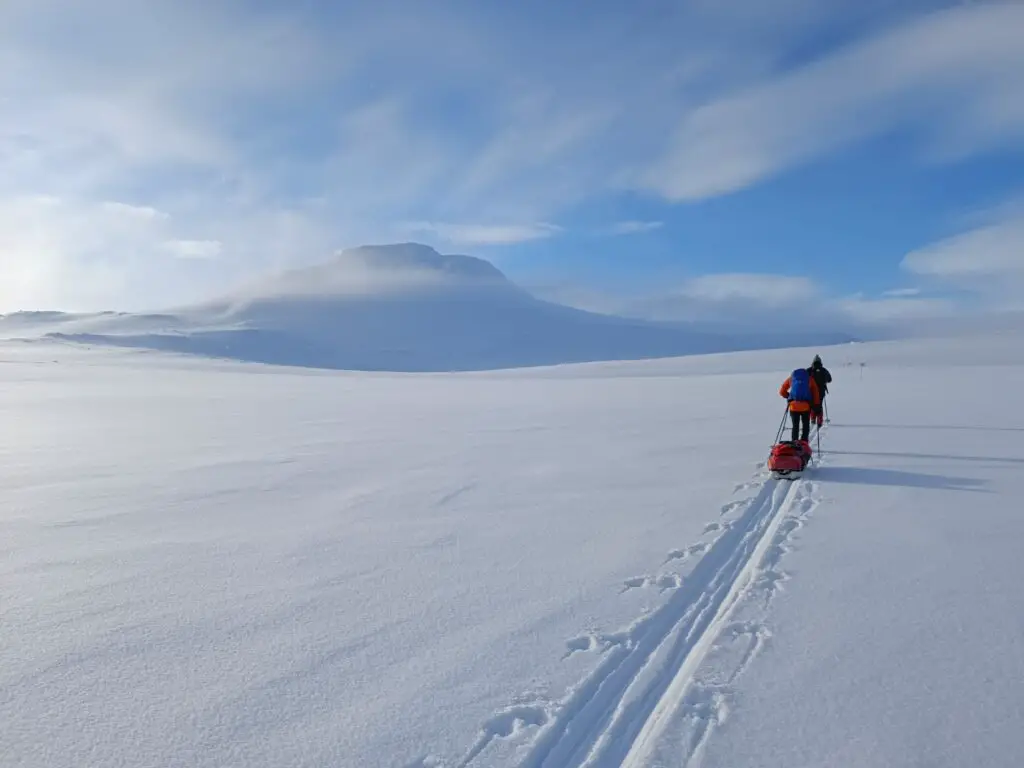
[3,328,1024,767]
[0,244,855,372]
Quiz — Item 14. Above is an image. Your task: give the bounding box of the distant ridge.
[0,243,858,372]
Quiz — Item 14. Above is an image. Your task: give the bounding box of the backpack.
[789,368,812,403]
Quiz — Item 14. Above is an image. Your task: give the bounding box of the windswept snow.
[0,243,855,372]
[3,327,1024,767]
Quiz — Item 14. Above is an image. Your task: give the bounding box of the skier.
[809,354,832,426]
[779,366,820,443]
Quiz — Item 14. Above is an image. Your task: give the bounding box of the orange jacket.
[779,374,820,413]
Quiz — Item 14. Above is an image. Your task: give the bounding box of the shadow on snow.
[829,423,1024,435]
[826,449,1024,466]
[810,466,989,492]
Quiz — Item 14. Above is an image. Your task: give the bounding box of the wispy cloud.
[536,269,958,337]
[678,273,818,306]
[0,0,348,309]
[882,287,922,298]
[640,3,1024,201]
[0,1,330,186]
[838,294,958,324]
[402,221,561,246]
[0,195,185,310]
[900,198,1024,309]
[164,240,223,259]
[605,221,664,236]
[903,215,1024,280]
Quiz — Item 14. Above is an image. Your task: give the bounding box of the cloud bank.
[901,200,1024,310]
[640,3,1024,201]
[535,265,973,340]
[1,0,1023,315]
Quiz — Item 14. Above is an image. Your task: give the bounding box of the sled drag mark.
[511,478,799,768]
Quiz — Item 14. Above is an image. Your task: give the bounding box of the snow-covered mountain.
[0,243,853,371]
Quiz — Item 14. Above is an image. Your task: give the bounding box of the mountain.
[0,243,851,372]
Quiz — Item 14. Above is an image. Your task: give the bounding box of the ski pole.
[774,404,789,445]
[767,405,789,469]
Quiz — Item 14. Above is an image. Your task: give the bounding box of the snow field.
[3,329,1024,767]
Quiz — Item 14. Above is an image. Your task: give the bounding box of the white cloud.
[0,195,172,310]
[402,221,561,246]
[838,294,959,324]
[0,194,303,312]
[640,3,1024,200]
[606,221,664,235]
[534,268,963,338]
[897,200,1024,310]
[902,218,1024,279]
[882,287,922,298]
[164,240,223,259]
[98,201,167,221]
[678,273,818,306]
[0,2,333,195]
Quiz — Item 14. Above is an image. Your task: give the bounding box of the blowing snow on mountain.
[1,244,832,371]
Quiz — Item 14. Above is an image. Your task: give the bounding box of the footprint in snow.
[679,682,731,758]
[720,621,773,678]
[723,620,770,640]
[483,705,548,738]
[563,631,628,659]
[621,573,682,594]
[459,704,551,765]
[655,573,682,590]
[720,500,746,517]
[622,576,648,592]
[754,569,788,606]
[777,516,803,538]
[564,634,599,657]
[665,542,708,564]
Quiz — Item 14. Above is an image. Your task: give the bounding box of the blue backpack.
[789,368,812,403]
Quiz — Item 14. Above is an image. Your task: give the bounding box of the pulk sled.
[766,405,814,479]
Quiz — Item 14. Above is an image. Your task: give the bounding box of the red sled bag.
[768,440,812,477]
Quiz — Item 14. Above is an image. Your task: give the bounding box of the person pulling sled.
[768,367,821,478]
[809,355,832,426]
[779,367,820,443]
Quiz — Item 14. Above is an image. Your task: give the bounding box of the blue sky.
[1,0,1023,330]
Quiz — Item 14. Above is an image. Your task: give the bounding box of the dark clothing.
[790,410,811,442]
[810,364,832,397]
[810,364,832,424]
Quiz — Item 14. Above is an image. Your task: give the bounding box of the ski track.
[453,430,827,768]
[643,478,822,768]
[452,428,828,768]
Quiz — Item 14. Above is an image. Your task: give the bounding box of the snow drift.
[0,243,850,372]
